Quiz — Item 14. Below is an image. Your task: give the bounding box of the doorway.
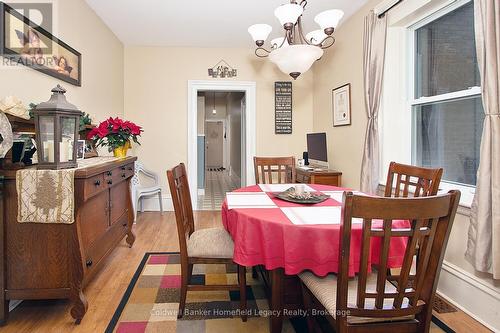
[187,80,256,209]
[197,90,246,210]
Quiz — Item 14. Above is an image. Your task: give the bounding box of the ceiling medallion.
[248,0,344,79]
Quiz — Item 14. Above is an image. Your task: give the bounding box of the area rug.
[106,252,453,333]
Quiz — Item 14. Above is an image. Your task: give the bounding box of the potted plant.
[87,117,142,158]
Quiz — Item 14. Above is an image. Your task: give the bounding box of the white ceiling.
[85,0,368,47]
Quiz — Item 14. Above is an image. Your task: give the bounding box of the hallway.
[197,170,240,210]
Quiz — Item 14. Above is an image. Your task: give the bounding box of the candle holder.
[33,85,82,169]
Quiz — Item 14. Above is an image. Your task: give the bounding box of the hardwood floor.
[0,212,492,333]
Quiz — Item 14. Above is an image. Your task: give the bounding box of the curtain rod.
[378,0,403,18]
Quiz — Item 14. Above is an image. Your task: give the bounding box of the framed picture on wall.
[332,83,351,127]
[0,2,82,86]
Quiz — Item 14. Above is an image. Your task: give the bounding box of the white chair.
[131,161,163,221]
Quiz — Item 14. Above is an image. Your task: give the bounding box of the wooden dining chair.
[253,156,296,184]
[384,162,443,198]
[300,190,460,333]
[167,163,247,321]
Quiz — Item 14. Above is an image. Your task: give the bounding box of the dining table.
[222,183,409,333]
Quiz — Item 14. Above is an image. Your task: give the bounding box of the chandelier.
[248,1,344,80]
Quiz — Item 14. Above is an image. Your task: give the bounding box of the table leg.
[270,268,284,333]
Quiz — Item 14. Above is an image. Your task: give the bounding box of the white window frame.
[407,0,480,207]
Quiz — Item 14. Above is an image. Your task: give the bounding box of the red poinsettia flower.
[88,117,143,152]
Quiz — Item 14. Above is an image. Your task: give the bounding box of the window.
[410,1,483,190]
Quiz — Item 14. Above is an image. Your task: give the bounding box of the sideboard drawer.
[83,174,105,200]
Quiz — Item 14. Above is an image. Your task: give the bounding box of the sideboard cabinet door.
[109,180,129,225]
[79,190,109,250]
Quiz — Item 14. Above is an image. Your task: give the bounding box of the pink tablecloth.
[222,184,409,277]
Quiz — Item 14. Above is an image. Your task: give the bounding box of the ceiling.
[85,0,368,47]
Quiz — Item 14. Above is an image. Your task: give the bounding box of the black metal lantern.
[34,85,82,169]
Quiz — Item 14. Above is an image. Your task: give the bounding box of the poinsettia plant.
[87,117,143,152]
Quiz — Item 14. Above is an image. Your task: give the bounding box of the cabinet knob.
[107,171,112,176]
[122,173,126,178]
[128,167,133,171]
[86,260,93,267]
[94,180,101,186]
[107,180,113,185]
[121,166,126,171]
[122,223,127,227]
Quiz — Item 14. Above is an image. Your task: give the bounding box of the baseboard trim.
[138,195,174,212]
[437,260,500,332]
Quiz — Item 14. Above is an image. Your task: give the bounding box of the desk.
[222,184,408,333]
[295,167,342,186]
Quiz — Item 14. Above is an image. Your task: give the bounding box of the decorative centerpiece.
[33,85,82,169]
[87,117,142,158]
[275,185,329,204]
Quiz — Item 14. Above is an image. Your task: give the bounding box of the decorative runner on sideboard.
[15,156,119,224]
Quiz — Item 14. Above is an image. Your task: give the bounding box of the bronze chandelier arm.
[255,47,271,57]
[319,35,335,49]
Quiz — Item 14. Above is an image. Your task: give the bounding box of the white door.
[206,121,224,168]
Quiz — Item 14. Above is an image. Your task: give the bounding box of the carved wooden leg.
[126,228,136,248]
[270,268,284,333]
[70,289,88,324]
[238,265,247,322]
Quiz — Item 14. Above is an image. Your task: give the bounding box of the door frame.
[188,80,256,206]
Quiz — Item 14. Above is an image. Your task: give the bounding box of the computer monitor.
[307,132,328,169]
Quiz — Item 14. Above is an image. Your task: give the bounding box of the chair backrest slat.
[254,156,296,184]
[167,163,195,259]
[335,190,460,329]
[385,162,443,198]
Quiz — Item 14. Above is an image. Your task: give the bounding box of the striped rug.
[106,252,453,333]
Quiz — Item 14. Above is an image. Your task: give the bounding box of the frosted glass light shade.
[314,9,344,29]
[269,44,323,78]
[274,4,303,26]
[306,30,327,45]
[270,37,289,49]
[248,24,272,42]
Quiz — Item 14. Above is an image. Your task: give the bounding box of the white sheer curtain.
[360,11,387,194]
[466,0,500,279]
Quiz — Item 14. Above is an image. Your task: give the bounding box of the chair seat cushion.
[299,271,413,324]
[187,228,234,259]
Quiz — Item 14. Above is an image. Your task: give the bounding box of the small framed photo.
[332,83,351,127]
[76,140,85,160]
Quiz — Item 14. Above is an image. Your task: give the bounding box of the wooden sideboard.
[0,157,137,324]
[295,167,342,186]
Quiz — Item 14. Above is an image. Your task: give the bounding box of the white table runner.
[258,183,315,193]
[281,206,364,226]
[226,192,277,209]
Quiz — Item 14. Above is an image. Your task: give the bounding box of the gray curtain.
[466,0,500,279]
[360,11,387,194]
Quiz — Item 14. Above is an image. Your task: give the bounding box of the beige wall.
[312,0,379,190]
[124,46,313,193]
[0,0,124,123]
